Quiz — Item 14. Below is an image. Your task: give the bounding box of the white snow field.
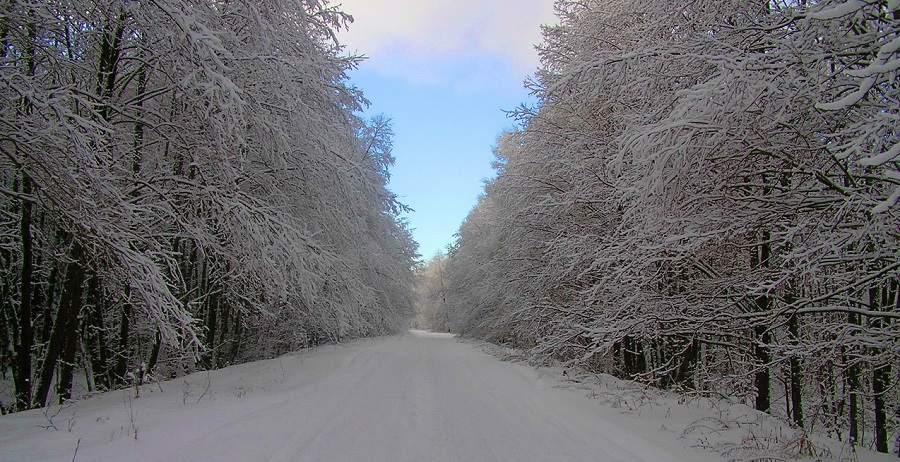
[0,331,889,462]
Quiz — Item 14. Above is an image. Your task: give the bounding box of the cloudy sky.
[336,0,557,259]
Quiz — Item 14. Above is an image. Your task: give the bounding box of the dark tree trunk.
[218,299,230,368]
[751,234,772,413]
[12,11,37,414]
[871,281,894,453]
[788,313,804,427]
[94,10,126,122]
[673,337,698,389]
[113,301,132,385]
[14,170,34,411]
[873,363,890,453]
[145,329,162,380]
[40,263,57,345]
[0,274,12,383]
[28,212,49,330]
[229,308,243,362]
[786,284,803,427]
[33,242,85,408]
[753,324,771,413]
[201,286,218,370]
[56,293,80,403]
[846,312,861,444]
[84,274,110,390]
[621,335,645,378]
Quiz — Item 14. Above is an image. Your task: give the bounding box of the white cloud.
[335,0,557,81]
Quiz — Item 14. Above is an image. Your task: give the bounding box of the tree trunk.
[229,308,243,362]
[673,337,698,389]
[788,314,804,427]
[33,242,85,408]
[751,234,772,413]
[753,324,771,413]
[0,278,12,383]
[56,292,80,403]
[14,170,34,411]
[113,301,132,385]
[872,363,889,453]
[621,335,645,378]
[871,281,894,453]
[145,329,162,380]
[201,285,218,370]
[84,274,110,390]
[218,299,230,368]
[94,10,126,122]
[12,8,37,414]
[786,287,804,428]
[846,312,860,444]
[40,263,56,345]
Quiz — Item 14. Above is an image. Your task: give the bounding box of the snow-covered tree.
[438,0,899,454]
[1,0,415,412]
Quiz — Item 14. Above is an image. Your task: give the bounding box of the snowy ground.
[0,331,892,461]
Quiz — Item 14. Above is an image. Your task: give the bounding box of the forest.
[0,0,417,413]
[3,0,899,457]
[418,0,900,456]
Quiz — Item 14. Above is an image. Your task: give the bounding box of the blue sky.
[336,0,557,260]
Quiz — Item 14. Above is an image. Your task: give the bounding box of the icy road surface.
[0,330,720,461]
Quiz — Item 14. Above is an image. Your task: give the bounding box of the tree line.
[423,0,899,455]
[0,0,417,413]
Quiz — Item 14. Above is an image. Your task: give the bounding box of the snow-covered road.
[1,331,720,461]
